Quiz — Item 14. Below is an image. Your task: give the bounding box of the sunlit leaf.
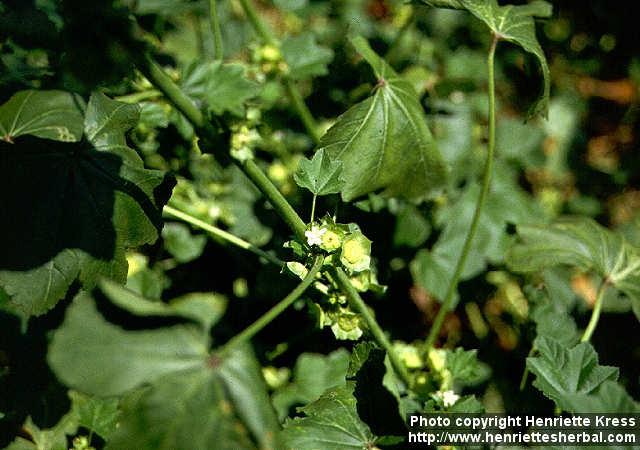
[293,148,345,196]
[317,35,447,202]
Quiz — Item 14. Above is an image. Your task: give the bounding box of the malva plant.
[1,0,639,449]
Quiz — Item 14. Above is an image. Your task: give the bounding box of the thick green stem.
[236,0,320,143]
[139,54,205,128]
[580,280,607,342]
[241,159,307,241]
[424,34,499,352]
[219,257,324,354]
[209,0,224,60]
[331,267,412,387]
[163,205,284,266]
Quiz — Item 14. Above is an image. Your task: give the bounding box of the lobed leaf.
[420,0,552,117]
[317,35,447,202]
[48,291,210,396]
[281,384,377,450]
[180,61,260,117]
[526,336,620,412]
[293,148,345,196]
[0,91,175,318]
[507,217,640,316]
[273,349,350,421]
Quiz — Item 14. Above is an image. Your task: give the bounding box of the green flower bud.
[260,45,282,62]
[340,231,371,272]
[320,228,342,252]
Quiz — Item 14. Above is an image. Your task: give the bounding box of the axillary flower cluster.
[285,216,384,340]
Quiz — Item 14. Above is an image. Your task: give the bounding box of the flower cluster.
[284,216,385,340]
[252,44,289,77]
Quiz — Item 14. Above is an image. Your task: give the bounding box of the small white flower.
[439,390,460,408]
[305,225,326,247]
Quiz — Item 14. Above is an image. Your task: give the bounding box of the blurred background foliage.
[1,0,639,446]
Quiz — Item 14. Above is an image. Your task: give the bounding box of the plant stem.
[219,256,324,353]
[140,54,205,128]
[580,280,607,342]
[331,267,412,387]
[115,89,162,103]
[423,34,499,352]
[163,205,284,266]
[519,346,536,391]
[310,194,317,222]
[237,0,277,45]
[283,78,321,144]
[236,0,320,143]
[241,159,308,241]
[209,0,224,60]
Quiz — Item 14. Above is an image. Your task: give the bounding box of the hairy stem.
[580,280,607,342]
[236,0,320,143]
[219,256,324,354]
[163,205,284,266]
[209,0,224,60]
[424,34,499,352]
[331,267,412,387]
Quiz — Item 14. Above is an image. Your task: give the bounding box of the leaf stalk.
[423,33,499,352]
[219,256,324,354]
[163,205,284,266]
[580,279,607,342]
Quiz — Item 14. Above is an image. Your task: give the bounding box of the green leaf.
[104,344,280,450]
[318,36,447,202]
[526,336,619,412]
[272,349,350,420]
[162,222,207,263]
[216,345,282,450]
[393,204,431,248]
[98,279,227,332]
[104,368,257,450]
[281,33,334,80]
[281,385,377,450]
[420,0,551,117]
[69,390,120,440]
[446,348,487,386]
[507,217,640,309]
[293,148,345,196]
[181,62,260,117]
[4,412,78,450]
[48,290,210,396]
[0,90,84,143]
[0,92,175,317]
[562,380,640,413]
